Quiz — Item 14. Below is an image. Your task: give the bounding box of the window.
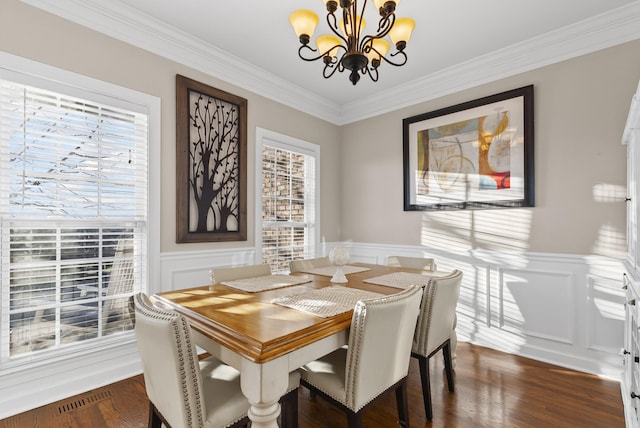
[256,128,320,273]
[0,61,154,361]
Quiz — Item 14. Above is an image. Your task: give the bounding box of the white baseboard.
[0,340,141,419]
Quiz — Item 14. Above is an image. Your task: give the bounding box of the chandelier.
[289,0,415,85]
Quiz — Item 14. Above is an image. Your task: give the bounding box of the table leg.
[240,358,289,428]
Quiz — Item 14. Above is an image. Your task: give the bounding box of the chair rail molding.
[159,247,258,293]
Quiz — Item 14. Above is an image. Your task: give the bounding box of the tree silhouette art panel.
[176,75,247,242]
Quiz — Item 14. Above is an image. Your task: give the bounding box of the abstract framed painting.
[176,75,247,242]
[403,85,534,211]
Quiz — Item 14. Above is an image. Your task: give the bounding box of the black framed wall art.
[403,85,534,211]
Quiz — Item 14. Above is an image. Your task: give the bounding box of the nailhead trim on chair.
[300,300,373,412]
[345,290,417,412]
[345,301,365,410]
[413,282,438,356]
[135,294,205,428]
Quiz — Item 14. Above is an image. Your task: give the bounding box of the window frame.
[0,51,160,371]
[255,128,320,272]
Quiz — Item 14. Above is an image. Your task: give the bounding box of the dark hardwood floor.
[0,342,624,427]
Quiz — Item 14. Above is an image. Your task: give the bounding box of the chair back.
[344,285,422,411]
[133,293,206,427]
[413,270,463,357]
[289,257,331,273]
[103,238,135,334]
[210,263,271,284]
[387,255,435,271]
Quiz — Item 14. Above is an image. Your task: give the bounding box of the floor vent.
[57,389,113,414]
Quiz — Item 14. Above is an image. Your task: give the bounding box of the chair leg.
[417,354,433,420]
[280,388,299,428]
[395,379,410,428]
[347,411,363,428]
[148,402,162,428]
[443,341,455,392]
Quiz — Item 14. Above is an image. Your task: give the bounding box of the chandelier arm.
[362,43,381,58]
[379,50,408,67]
[322,59,342,79]
[326,10,349,46]
[343,6,353,50]
[375,13,395,38]
[365,65,379,82]
[359,14,395,51]
[354,0,366,44]
[297,45,331,62]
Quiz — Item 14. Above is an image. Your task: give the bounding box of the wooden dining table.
[153,262,451,428]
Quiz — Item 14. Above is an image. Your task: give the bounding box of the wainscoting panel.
[158,247,257,292]
[347,242,625,378]
[498,268,575,344]
[587,274,627,353]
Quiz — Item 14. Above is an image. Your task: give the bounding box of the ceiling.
[22,0,640,124]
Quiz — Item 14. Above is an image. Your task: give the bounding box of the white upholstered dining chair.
[209,263,272,284]
[387,255,436,271]
[298,285,423,428]
[387,256,460,368]
[411,270,463,420]
[288,257,330,273]
[133,292,300,428]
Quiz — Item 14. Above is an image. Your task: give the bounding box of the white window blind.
[0,79,148,360]
[261,143,317,273]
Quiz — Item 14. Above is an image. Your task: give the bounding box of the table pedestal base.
[241,358,288,428]
[247,402,280,428]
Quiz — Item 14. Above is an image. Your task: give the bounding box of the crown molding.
[20,0,342,124]
[339,1,640,124]
[20,0,640,126]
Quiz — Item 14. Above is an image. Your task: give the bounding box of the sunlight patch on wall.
[590,224,626,258]
[479,251,530,269]
[592,297,624,321]
[501,270,574,344]
[592,183,626,203]
[442,258,528,355]
[585,255,626,281]
[590,183,626,257]
[420,209,532,253]
[584,256,625,353]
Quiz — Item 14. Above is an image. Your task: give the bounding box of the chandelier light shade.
[289,0,415,85]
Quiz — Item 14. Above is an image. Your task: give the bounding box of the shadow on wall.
[418,205,625,377]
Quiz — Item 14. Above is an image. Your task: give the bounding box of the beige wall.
[0,0,342,253]
[3,0,640,258]
[340,40,640,257]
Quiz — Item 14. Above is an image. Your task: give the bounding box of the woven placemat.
[363,271,448,289]
[300,265,371,277]
[272,286,383,318]
[221,274,311,293]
